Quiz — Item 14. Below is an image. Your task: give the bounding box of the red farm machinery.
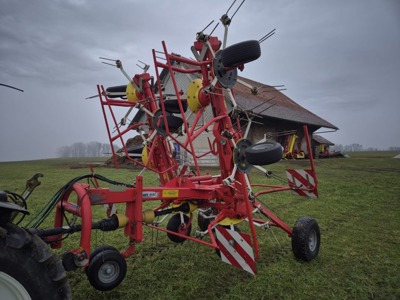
[0,3,321,296]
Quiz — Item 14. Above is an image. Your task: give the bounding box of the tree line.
[57,142,118,158]
[334,144,400,152]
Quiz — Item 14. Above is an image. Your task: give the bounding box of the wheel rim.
[308,229,318,252]
[0,271,31,300]
[98,261,120,284]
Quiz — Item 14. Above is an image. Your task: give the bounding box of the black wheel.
[167,214,192,243]
[245,141,282,165]
[160,115,183,133]
[153,110,184,136]
[291,216,321,261]
[221,40,261,68]
[106,85,127,98]
[164,99,188,114]
[0,223,71,300]
[85,245,119,275]
[86,248,127,291]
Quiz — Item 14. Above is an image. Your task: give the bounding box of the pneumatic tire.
[291,216,321,261]
[245,141,282,165]
[86,248,127,291]
[221,40,261,68]
[0,223,71,300]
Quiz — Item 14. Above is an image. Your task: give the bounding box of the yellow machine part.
[295,151,305,159]
[141,146,152,167]
[218,217,244,226]
[186,79,203,113]
[283,134,298,158]
[142,209,155,224]
[288,134,298,152]
[126,82,139,103]
[114,214,129,227]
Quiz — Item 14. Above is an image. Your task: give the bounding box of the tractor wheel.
[221,40,261,68]
[0,223,71,300]
[245,141,282,165]
[86,248,127,291]
[167,214,192,243]
[291,216,321,261]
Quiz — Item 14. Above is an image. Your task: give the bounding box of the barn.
[129,60,338,165]
[229,76,338,158]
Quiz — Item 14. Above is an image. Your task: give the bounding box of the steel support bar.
[253,200,293,235]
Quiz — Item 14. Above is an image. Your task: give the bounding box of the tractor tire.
[167,214,192,243]
[0,223,71,300]
[245,141,282,165]
[291,216,321,261]
[86,248,127,291]
[221,40,261,68]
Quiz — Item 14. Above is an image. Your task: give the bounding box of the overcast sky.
[1,0,399,161]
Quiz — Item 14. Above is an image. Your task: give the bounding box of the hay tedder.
[0,3,320,297]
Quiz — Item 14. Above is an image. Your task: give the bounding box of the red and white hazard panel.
[286,169,318,198]
[215,226,256,275]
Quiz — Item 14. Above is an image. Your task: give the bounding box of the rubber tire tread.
[160,115,184,133]
[245,141,282,165]
[106,85,127,93]
[291,216,321,261]
[85,245,119,275]
[164,99,188,114]
[86,249,127,291]
[221,40,261,68]
[0,223,71,300]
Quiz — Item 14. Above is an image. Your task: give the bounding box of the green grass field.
[1,152,399,299]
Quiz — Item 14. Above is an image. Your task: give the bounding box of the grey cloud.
[1,0,399,161]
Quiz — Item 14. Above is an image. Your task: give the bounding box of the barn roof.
[131,61,338,131]
[313,134,335,145]
[232,77,338,130]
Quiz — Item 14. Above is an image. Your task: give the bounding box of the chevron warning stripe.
[286,169,318,198]
[215,226,256,275]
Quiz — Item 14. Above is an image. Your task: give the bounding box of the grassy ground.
[1,152,399,299]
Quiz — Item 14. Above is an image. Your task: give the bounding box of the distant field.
[1,152,399,299]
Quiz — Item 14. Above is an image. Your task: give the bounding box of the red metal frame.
[48,34,319,272]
